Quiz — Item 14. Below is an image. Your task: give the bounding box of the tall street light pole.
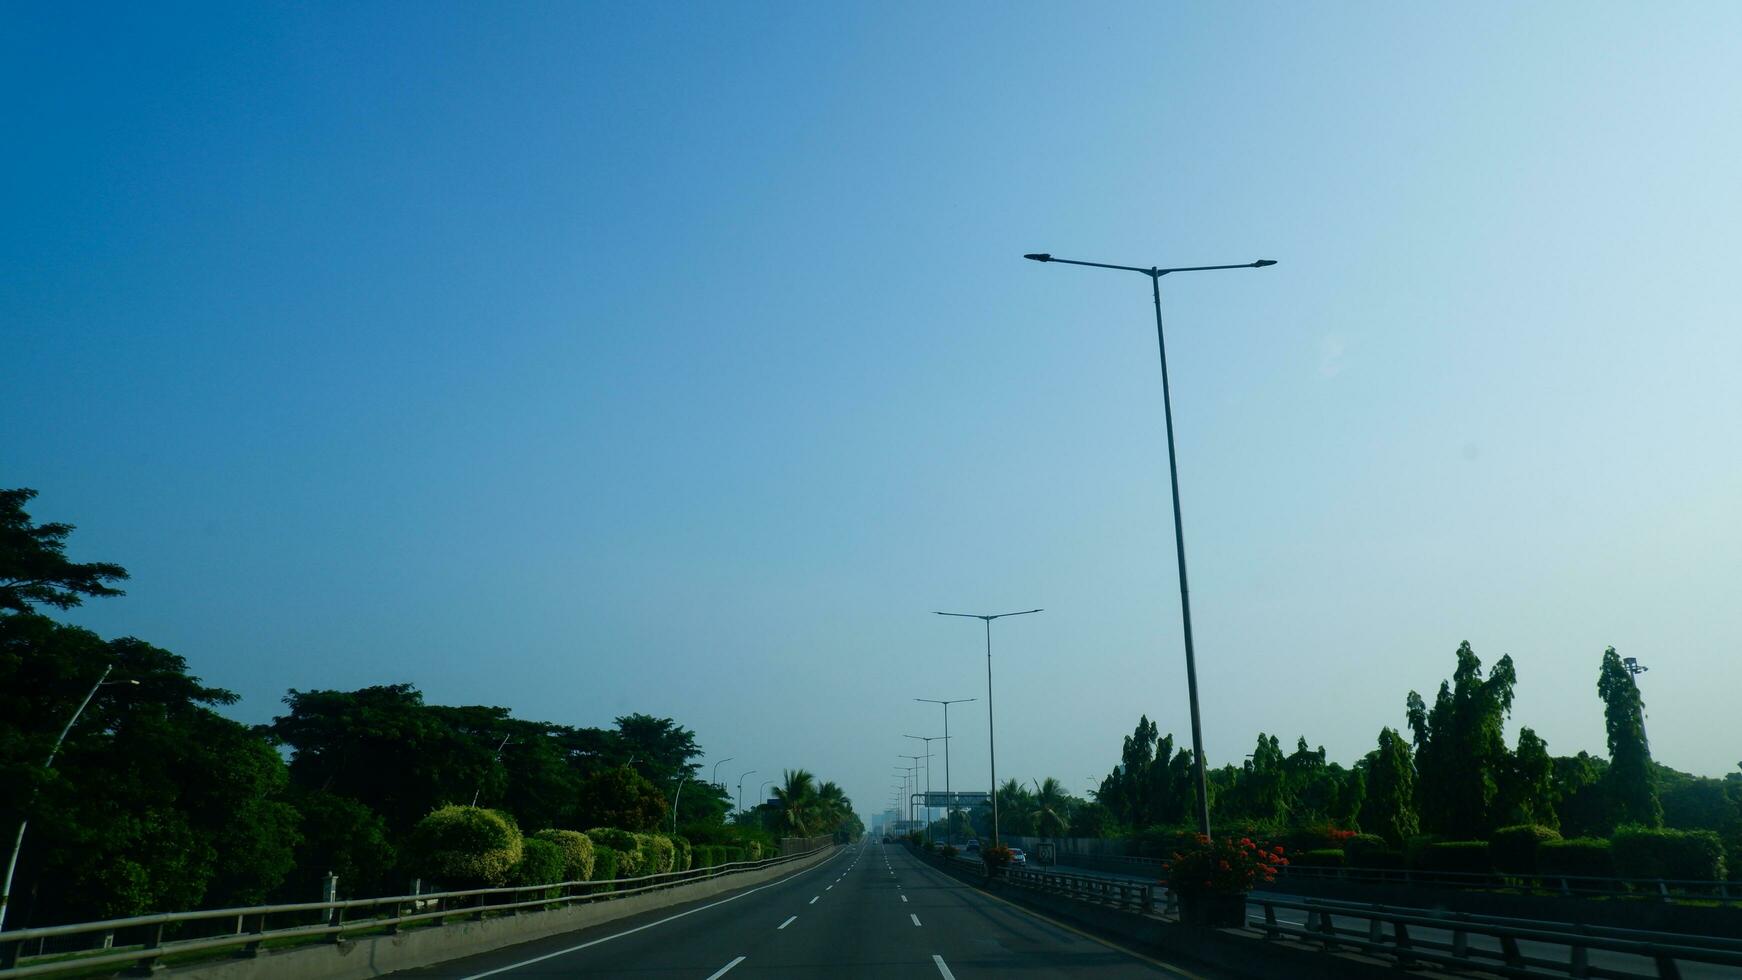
[899,752,932,843]
[1024,251,1276,838]
[916,697,974,841]
[735,769,757,819]
[904,735,948,844]
[894,763,919,833]
[2,666,139,933]
[711,757,735,790]
[934,609,1041,848]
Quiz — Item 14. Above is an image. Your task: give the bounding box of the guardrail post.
[123,922,165,975]
[1652,953,1684,980]
[1500,934,1523,968]
[236,912,267,957]
[0,935,21,970]
[1393,922,1413,967]
[1451,927,1468,960]
[1657,879,1671,904]
[1262,902,1279,939]
[1570,943,1590,978]
[1140,884,1153,914]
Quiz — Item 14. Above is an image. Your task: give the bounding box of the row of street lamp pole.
[891,252,1282,849]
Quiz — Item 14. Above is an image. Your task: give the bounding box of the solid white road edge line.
[778,915,797,930]
[454,849,839,979]
[933,954,957,980]
[704,955,747,980]
[809,896,819,904]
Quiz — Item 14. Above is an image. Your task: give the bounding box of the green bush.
[511,838,566,887]
[1489,825,1561,874]
[746,841,763,861]
[1612,827,1726,881]
[1538,838,1613,879]
[532,830,595,882]
[1343,834,1390,867]
[722,846,745,864]
[587,829,644,877]
[1296,849,1346,869]
[642,834,676,874]
[1414,841,1491,876]
[405,806,524,888]
[670,836,692,871]
[591,846,619,890]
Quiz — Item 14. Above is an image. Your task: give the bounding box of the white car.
[1008,848,1027,866]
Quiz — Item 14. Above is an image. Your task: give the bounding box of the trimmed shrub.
[745,841,763,861]
[405,806,524,888]
[1538,838,1613,879]
[642,834,676,874]
[722,846,745,864]
[1489,825,1561,874]
[670,836,692,872]
[1612,827,1726,881]
[1296,849,1346,869]
[511,838,566,887]
[591,846,619,890]
[532,830,596,882]
[1343,834,1390,867]
[587,829,644,877]
[1285,824,1359,854]
[1414,841,1491,876]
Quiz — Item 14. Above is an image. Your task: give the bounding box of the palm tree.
[1031,777,1070,838]
[814,781,849,835]
[772,769,817,836]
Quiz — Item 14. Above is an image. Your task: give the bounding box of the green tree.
[574,764,666,831]
[1495,727,1558,828]
[1406,641,1520,836]
[1030,778,1070,838]
[0,488,128,614]
[1597,647,1662,829]
[281,789,397,899]
[1357,727,1419,846]
[0,615,298,924]
[771,769,817,835]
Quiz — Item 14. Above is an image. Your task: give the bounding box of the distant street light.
[935,609,1042,847]
[1024,250,1276,838]
[900,753,932,842]
[916,697,975,841]
[671,775,688,835]
[2,666,140,932]
[735,770,757,817]
[759,779,775,806]
[904,735,948,844]
[712,757,735,789]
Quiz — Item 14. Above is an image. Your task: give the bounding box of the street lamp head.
[1023,253,1053,262]
[1253,259,1277,267]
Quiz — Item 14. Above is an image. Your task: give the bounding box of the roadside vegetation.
[0,488,861,931]
[945,647,1738,882]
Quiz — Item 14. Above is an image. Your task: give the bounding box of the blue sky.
[6,2,1739,818]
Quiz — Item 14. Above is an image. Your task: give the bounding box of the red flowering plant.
[982,845,1014,870]
[1165,835,1288,896]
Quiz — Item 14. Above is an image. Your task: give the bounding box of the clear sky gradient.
[6,3,1739,819]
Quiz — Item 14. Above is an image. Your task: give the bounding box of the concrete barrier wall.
[172,847,840,980]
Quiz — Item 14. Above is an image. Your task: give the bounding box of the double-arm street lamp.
[915,697,974,841]
[934,609,1041,847]
[1024,251,1276,837]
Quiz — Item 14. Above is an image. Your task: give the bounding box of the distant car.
[963,839,981,853]
[882,836,891,843]
[1008,848,1027,866]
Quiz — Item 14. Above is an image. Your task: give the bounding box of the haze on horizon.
[5,2,1739,818]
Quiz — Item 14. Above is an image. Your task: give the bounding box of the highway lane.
[397,839,1212,979]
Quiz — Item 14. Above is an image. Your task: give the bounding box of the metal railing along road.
[934,852,1742,980]
[1274,863,1742,906]
[0,843,835,978]
[1251,894,1742,980]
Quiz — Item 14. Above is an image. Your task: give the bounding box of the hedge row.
[1283,826,1726,882]
[404,806,715,890]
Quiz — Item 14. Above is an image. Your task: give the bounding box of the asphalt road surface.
[397,839,1211,979]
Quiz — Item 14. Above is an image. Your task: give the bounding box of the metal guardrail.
[954,856,1742,980]
[0,843,835,978]
[1274,863,1742,906]
[1251,894,1742,980]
